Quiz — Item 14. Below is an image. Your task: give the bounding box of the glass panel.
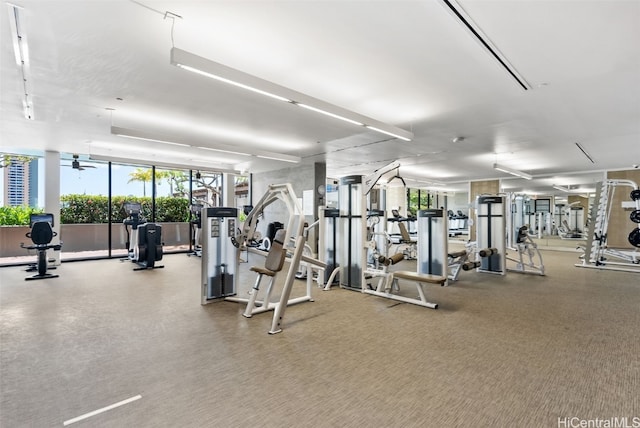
[408,188,431,216]
[192,170,222,207]
[0,152,43,265]
[59,154,109,260]
[234,174,250,215]
[111,163,152,258]
[154,167,190,253]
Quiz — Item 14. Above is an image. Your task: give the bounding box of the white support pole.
[269,234,308,334]
[222,173,235,208]
[44,151,61,265]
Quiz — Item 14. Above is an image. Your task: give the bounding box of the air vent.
[441,0,530,91]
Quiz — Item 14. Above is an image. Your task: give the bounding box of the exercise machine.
[505,225,545,275]
[223,183,326,334]
[364,252,446,309]
[236,228,288,318]
[558,203,586,239]
[260,221,284,251]
[201,207,238,302]
[418,209,474,284]
[473,195,506,275]
[576,179,640,273]
[504,194,545,275]
[188,203,204,257]
[447,210,469,236]
[122,202,164,270]
[325,162,403,291]
[20,213,62,281]
[334,174,367,291]
[416,209,448,280]
[361,210,447,308]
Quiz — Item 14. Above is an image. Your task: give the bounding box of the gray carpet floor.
[1,249,638,427]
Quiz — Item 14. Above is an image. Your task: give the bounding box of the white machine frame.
[576,179,640,273]
[229,183,326,334]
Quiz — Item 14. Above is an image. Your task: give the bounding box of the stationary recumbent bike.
[20,213,62,281]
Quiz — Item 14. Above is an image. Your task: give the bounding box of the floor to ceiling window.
[1,151,249,266]
[110,163,153,258]
[0,152,43,265]
[59,154,109,260]
[154,166,190,253]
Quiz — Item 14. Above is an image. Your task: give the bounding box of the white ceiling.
[1,0,639,196]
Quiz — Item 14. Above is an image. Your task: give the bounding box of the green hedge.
[0,195,190,226]
[0,206,44,226]
[60,194,190,224]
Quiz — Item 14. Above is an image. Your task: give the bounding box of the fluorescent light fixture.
[365,126,412,142]
[196,146,250,156]
[296,103,364,126]
[112,127,190,147]
[176,64,293,103]
[7,3,33,120]
[111,126,301,164]
[405,177,446,186]
[170,47,413,142]
[493,163,532,180]
[90,153,238,173]
[552,185,570,192]
[255,154,300,163]
[7,3,27,66]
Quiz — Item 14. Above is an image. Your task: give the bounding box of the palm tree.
[0,154,35,169]
[127,168,152,196]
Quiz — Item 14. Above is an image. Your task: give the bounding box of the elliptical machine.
[122,202,164,270]
[188,203,203,257]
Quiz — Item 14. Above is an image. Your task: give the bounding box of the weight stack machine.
[417,209,448,279]
[201,207,238,304]
[475,195,506,275]
[338,175,367,291]
[320,207,340,288]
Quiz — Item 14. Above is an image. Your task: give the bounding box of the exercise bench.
[363,270,446,309]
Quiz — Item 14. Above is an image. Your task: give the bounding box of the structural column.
[44,151,61,264]
[222,172,235,208]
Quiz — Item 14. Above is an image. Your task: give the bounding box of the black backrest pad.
[31,221,54,245]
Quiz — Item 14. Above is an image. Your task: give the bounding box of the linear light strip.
[89,152,238,174]
[296,103,363,126]
[7,3,34,120]
[440,0,529,91]
[196,146,250,156]
[176,64,292,103]
[405,177,446,186]
[112,132,190,147]
[255,155,298,163]
[493,163,532,180]
[365,126,411,142]
[575,142,595,164]
[170,48,413,142]
[552,185,570,192]
[111,126,301,164]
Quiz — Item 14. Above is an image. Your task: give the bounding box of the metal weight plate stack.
[628,190,640,248]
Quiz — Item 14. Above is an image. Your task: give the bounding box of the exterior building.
[2,157,37,207]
